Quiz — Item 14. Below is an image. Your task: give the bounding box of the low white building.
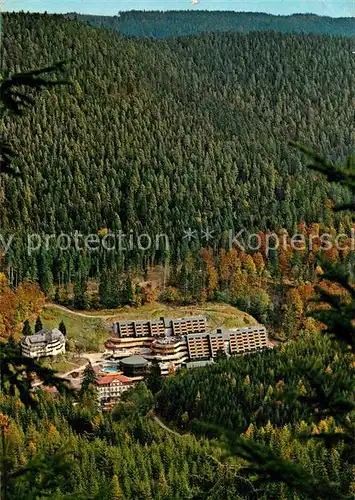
[96,374,133,405]
[21,329,66,358]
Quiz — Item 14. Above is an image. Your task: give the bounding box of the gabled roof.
[22,328,64,346]
[96,375,132,385]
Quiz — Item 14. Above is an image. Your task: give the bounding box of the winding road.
[153,415,183,437]
[44,302,114,321]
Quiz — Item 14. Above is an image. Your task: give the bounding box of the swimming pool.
[101,366,119,373]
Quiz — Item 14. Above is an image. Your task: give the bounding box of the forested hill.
[66,11,355,38]
[1,12,355,285]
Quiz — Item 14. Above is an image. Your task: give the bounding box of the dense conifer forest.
[1,13,355,301]
[67,11,355,38]
[1,388,226,499]
[156,334,355,497]
[1,10,355,499]
[158,335,353,431]
[1,333,354,498]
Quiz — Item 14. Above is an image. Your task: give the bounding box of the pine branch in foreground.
[0,61,71,177]
[0,61,70,115]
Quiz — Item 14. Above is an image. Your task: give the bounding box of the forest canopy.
[1,12,354,290]
[1,10,355,499]
[66,11,355,38]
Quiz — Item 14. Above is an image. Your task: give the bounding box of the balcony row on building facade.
[186,326,269,360]
[105,317,270,375]
[105,315,207,352]
[21,329,66,358]
[112,315,207,339]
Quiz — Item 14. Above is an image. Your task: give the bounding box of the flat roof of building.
[209,331,227,339]
[228,325,266,333]
[114,316,206,327]
[186,332,210,339]
[186,360,214,369]
[153,337,186,346]
[172,316,206,324]
[120,355,149,366]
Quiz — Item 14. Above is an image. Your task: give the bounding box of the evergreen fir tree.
[111,474,123,500]
[121,277,134,306]
[58,320,67,336]
[73,276,88,310]
[80,362,97,395]
[37,250,54,297]
[99,269,120,308]
[54,286,61,303]
[34,316,43,333]
[7,335,16,348]
[144,361,162,395]
[99,272,109,308]
[22,319,32,336]
[215,348,227,362]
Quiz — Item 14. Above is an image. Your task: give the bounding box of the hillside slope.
[1,12,354,284]
[66,11,355,38]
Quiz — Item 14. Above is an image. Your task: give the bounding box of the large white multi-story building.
[21,329,66,358]
[186,326,269,359]
[104,315,271,376]
[105,316,207,352]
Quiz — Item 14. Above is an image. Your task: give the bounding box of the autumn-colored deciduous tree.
[242,254,257,275]
[0,279,45,341]
[253,252,265,275]
[218,248,242,291]
[0,286,17,340]
[16,281,45,322]
[200,248,218,299]
[137,283,158,305]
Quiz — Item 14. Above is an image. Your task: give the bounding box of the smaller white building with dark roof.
[21,328,66,358]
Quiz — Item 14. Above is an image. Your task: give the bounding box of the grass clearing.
[45,301,256,331]
[41,354,87,375]
[106,302,256,329]
[37,307,108,352]
[38,302,257,363]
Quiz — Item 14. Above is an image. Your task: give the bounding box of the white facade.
[21,329,66,358]
[96,375,133,404]
[150,338,189,374]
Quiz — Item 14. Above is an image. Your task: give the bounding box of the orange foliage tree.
[0,276,45,341]
[16,281,45,322]
[200,248,218,299]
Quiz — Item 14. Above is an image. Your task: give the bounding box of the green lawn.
[41,354,87,374]
[35,302,257,357]
[107,302,256,329]
[36,307,108,352]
